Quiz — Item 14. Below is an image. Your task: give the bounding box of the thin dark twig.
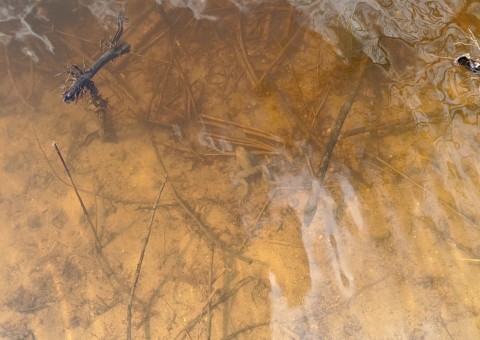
[146,73,163,122]
[316,62,367,182]
[52,142,101,248]
[366,152,480,231]
[170,185,254,264]
[163,298,193,340]
[147,58,173,121]
[303,58,368,227]
[200,114,285,144]
[223,322,270,340]
[174,56,197,119]
[33,129,68,186]
[41,136,150,305]
[61,8,132,104]
[148,129,255,265]
[155,61,173,114]
[174,277,254,339]
[274,90,323,148]
[35,129,158,206]
[236,15,259,86]
[207,248,214,340]
[255,27,303,88]
[240,188,278,250]
[287,61,308,110]
[3,44,35,111]
[312,85,331,129]
[92,178,98,236]
[127,175,168,340]
[35,144,153,319]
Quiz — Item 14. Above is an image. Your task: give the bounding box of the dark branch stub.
[60,9,130,141]
[456,54,480,75]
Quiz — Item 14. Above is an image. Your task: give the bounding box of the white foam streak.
[269,272,307,339]
[268,184,358,338]
[18,16,54,53]
[0,2,54,53]
[153,0,463,65]
[156,0,217,20]
[80,0,127,29]
[339,176,365,232]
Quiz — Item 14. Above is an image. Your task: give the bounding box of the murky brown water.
[1,0,480,339]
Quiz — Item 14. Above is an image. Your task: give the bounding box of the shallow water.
[1,0,480,339]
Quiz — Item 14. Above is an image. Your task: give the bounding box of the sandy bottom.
[0,1,480,339]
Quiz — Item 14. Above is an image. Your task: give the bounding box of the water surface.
[0,0,479,338]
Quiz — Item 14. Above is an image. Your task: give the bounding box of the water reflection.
[0,0,479,338]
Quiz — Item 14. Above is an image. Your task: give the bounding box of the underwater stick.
[52,142,101,248]
[62,8,130,104]
[3,45,35,111]
[255,27,303,88]
[127,175,168,340]
[173,277,254,339]
[206,248,214,339]
[303,58,368,227]
[170,184,254,264]
[236,16,259,86]
[148,129,255,264]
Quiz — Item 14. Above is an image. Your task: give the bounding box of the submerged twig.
[147,58,173,122]
[303,58,368,227]
[173,277,254,339]
[35,128,159,206]
[287,61,308,111]
[200,114,285,144]
[85,80,116,142]
[365,151,480,231]
[174,56,198,119]
[52,142,101,249]
[163,299,193,340]
[255,27,303,88]
[207,248,214,340]
[311,85,331,129]
[3,45,35,111]
[148,131,255,264]
[342,112,446,138]
[60,9,131,141]
[127,175,168,340]
[223,322,270,340]
[40,140,152,314]
[62,9,130,103]
[316,61,367,182]
[170,184,254,264]
[64,15,128,96]
[240,189,277,250]
[274,90,323,148]
[200,132,277,152]
[236,15,259,86]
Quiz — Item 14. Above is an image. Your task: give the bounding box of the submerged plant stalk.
[52,142,101,248]
[303,58,368,227]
